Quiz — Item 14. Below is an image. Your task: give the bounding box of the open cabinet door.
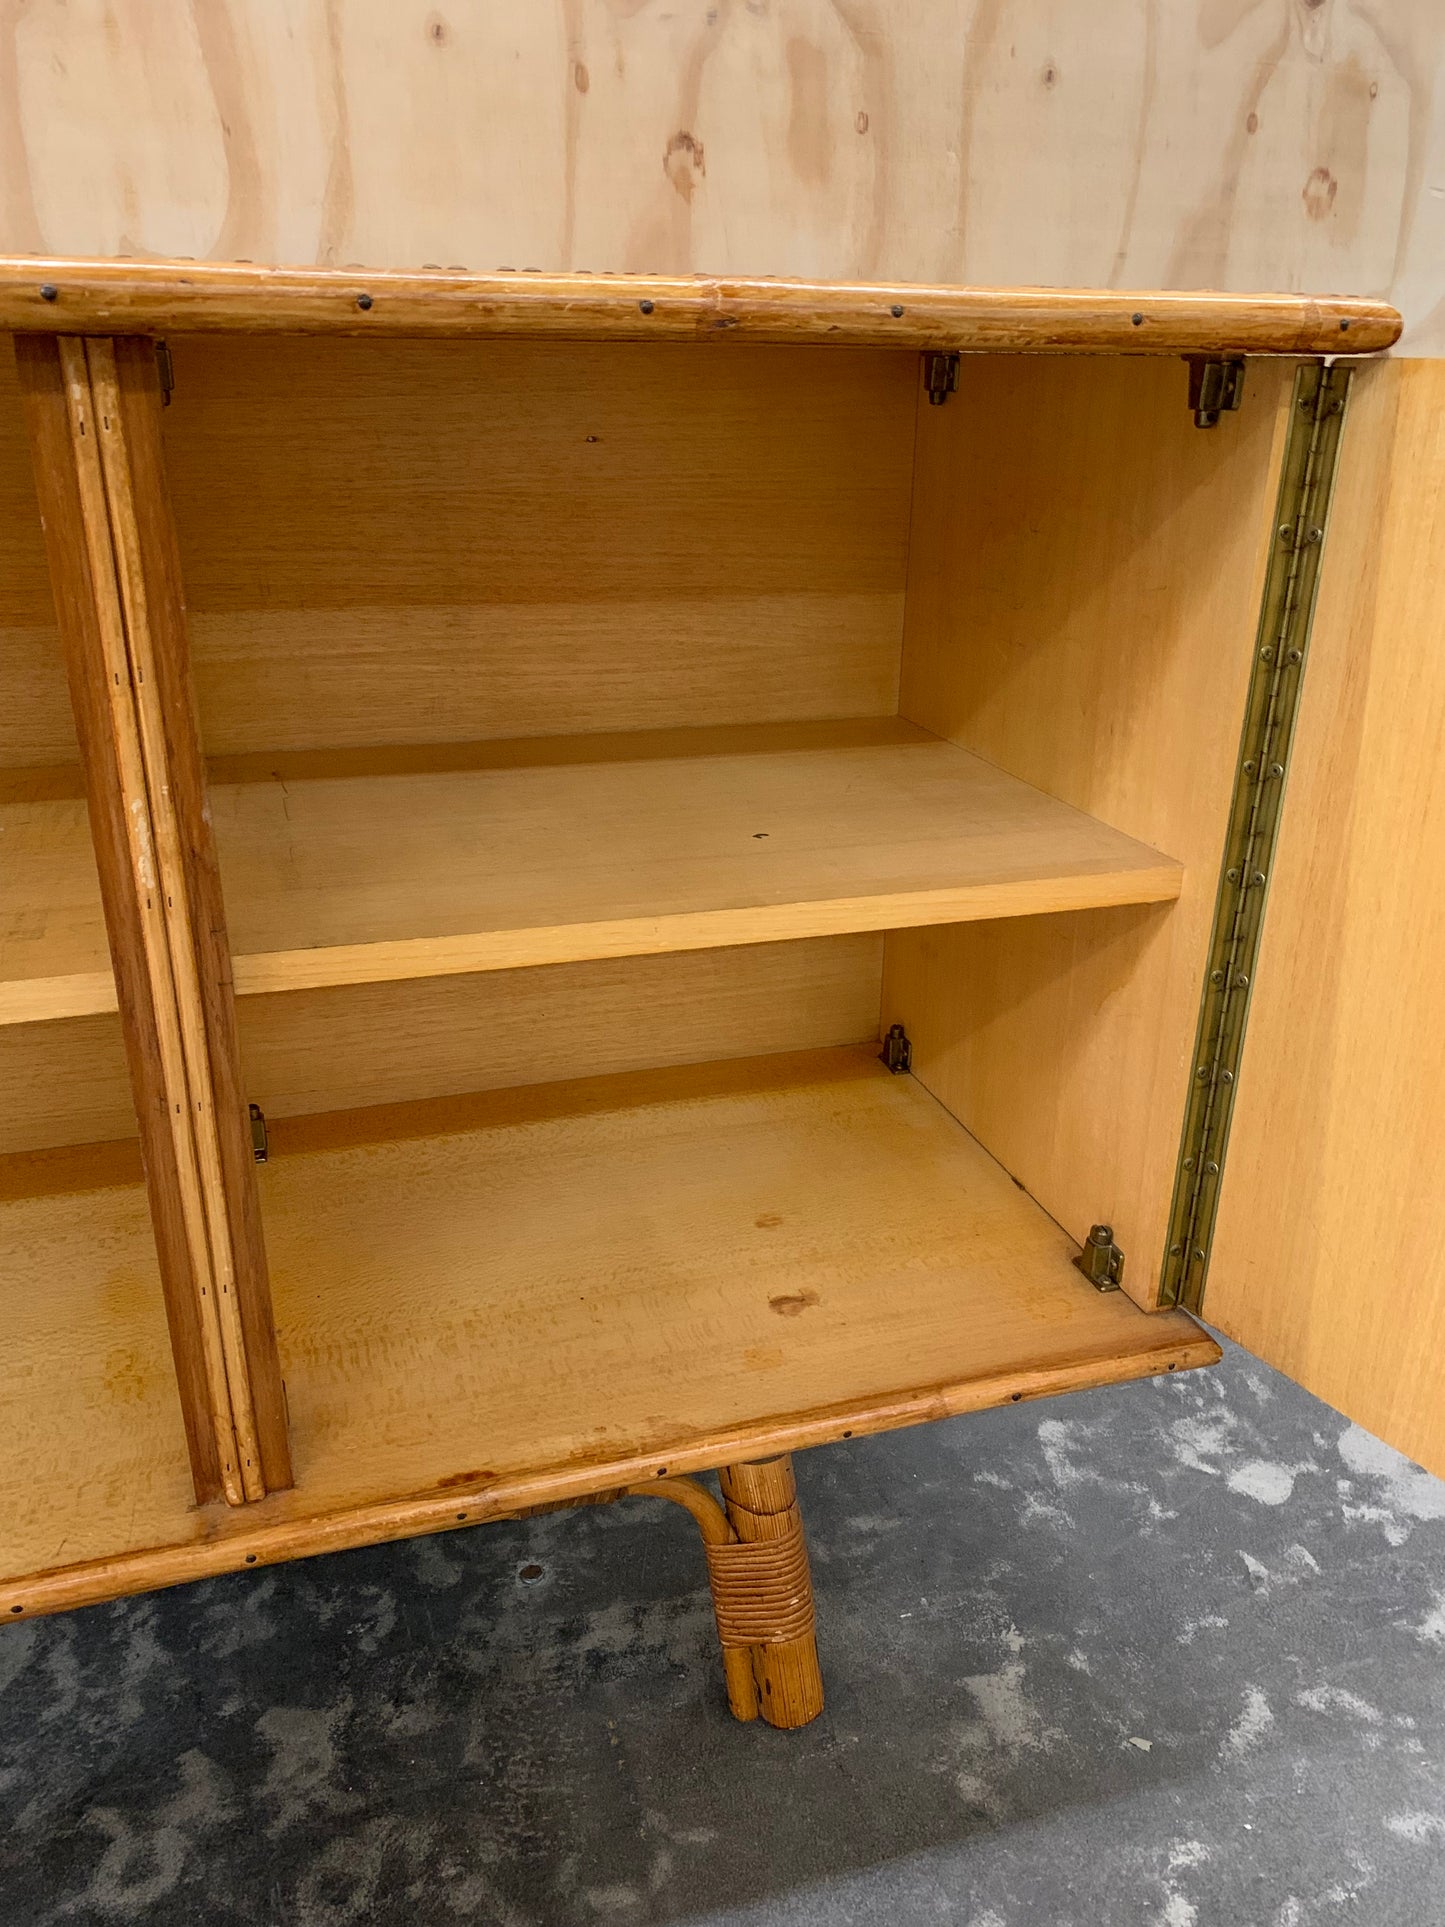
[1207,359,1445,1480]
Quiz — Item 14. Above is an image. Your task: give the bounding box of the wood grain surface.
[0,1045,1217,1619]
[1207,357,1445,1479]
[0,720,1182,1021]
[884,355,1293,1312]
[0,2,1435,345]
[0,256,1397,353]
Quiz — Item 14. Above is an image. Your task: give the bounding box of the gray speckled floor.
[2,1335,1443,1927]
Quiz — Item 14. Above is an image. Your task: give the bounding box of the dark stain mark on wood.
[664,130,706,203]
[1303,165,1338,220]
[769,1288,820,1317]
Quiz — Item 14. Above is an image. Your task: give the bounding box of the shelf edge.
[0,862,1184,1023]
[0,1317,1219,1621]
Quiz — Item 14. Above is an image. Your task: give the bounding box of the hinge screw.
[1193,1247,1206,1261]
[1205,1160,1220,1175]
[1268,762,1284,778]
[1210,969,1225,986]
[1287,648,1303,664]
[1169,1243,1183,1257]
[1260,646,1276,663]
[1196,1065,1210,1082]
[1219,1069,1234,1085]
[1235,972,1249,989]
[1252,870,1267,886]
[1226,867,1240,883]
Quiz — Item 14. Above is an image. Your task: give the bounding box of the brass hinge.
[1075,1223,1124,1292]
[1159,360,1352,1313]
[1187,356,1244,428]
[923,351,959,407]
[249,1102,269,1163]
[879,1023,912,1074]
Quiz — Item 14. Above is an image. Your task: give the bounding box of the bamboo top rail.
[0,256,1402,354]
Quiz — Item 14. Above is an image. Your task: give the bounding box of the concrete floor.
[2,1335,1443,1926]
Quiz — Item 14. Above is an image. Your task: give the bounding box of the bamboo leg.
[718,1456,824,1729]
[627,1456,823,1729]
[15,334,291,1503]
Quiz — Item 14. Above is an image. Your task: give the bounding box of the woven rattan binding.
[702,1523,815,1648]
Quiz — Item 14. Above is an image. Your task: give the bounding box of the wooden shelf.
[0,719,1181,1022]
[0,1046,1217,1616]
[0,255,1401,354]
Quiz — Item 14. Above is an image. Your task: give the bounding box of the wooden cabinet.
[0,259,1401,1724]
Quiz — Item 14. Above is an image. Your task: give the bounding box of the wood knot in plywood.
[664,131,706,202]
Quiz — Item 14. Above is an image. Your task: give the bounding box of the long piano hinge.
[1159,360,1352,1312]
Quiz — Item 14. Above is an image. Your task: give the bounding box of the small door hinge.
[879,1023,912,1074]
[1075,1223,1124,1292]
[249,1102,268,1163]
[155,338,174,406]
[1186,356,1244,428]
[923,351,959,407]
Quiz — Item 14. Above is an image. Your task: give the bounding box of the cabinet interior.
[0,326,1302,1610]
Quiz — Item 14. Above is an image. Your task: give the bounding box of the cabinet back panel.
[885,355,1295,1308]
[0,343,75,770]
[160,338,916,755]
[2,935,882,1156]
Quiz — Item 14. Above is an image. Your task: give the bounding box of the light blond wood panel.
[1209,359,1445,1478]
[239,935,885,1122]
[0,720,1181,1022]
[0,256,1398,353]
[0,4,1439,348]
[0,1046,1216,1615]
[0,1014,135,1155]
[0,936,882,1154]
[0,344,74,770]
[883,355,1294,1311]
[159,336,913,756]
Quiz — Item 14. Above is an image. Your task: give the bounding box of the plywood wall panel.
[0,2,1439,345]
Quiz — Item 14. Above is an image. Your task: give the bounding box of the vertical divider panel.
[884,355,1296,1311]
[15,333,291,1504]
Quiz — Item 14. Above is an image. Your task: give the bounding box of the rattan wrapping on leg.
[702,1527,815,1648]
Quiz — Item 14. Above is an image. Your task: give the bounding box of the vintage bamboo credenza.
[0,260,1400,1727]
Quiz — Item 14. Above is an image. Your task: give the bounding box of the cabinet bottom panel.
[0,1044,1216,1617]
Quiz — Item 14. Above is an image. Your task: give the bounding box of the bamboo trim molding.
[13,333,291,1506]
[0,1325,1217,1623]
[0,256,1401,354]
